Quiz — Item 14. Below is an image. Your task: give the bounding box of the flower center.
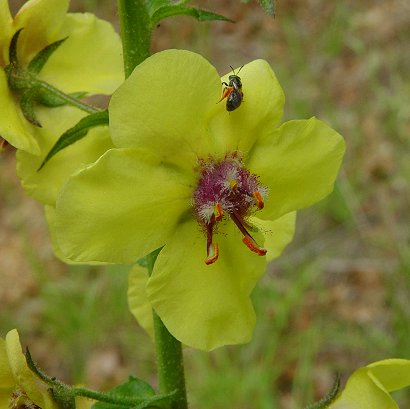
[193,152,268,265]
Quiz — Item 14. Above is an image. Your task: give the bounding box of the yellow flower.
[16,105,114,263]
[0,329,57,409]
[330,359,410,409]
[55,50,345,350]
[0,0,123,154]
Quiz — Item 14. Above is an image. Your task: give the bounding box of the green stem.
[37,80,101,114]
[117,2,187,406]
[117,0,151,78]
[147,250,188,409]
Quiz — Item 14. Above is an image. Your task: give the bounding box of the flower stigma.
[193,152,268,265]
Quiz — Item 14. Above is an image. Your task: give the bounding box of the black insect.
[219,65,244,112]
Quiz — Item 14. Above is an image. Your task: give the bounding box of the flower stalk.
[147,250,188,409]
[117,2,188,407]
[35,80,101,114]
[117,0,151,78]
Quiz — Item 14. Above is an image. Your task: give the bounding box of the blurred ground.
[1,1,410,408]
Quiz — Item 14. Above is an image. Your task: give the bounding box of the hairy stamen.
[193,153,268,264]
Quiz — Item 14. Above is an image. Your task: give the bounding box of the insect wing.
[226,90,243,111]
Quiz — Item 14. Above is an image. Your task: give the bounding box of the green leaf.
[37,90,88,107]
[146,0,172,16]
[92,376,171,409]
[28,37,68,74]
[304,375,341,409]
[38,110,109,170]
[151,5,233,27]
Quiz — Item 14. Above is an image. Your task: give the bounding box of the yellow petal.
[250,212,296,262]
[208,59,285,155]
[110,49,221,170]
[17,106,113,205]
[55,148,193,263]
[128,264,155,338]
[40,13,123,94]
[5,329,57,408]
[0,0,13,66]
[147,220,265,350]
[330,359,410,409]
[76,396,95,409]
[248,118,345,221]
[13,0,69,65]
[0,337,14,389]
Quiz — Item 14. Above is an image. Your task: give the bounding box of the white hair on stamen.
[198,203,215,223]
[258,186,269,199]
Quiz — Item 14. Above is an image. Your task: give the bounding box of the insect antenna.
[230,65,244,76]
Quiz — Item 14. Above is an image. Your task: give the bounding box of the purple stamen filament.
[193,152,268,265]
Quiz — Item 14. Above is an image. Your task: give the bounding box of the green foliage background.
[1,1,409,408]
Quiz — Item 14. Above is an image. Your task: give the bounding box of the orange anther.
[214,202,223,222]
[242,236,267,256]
[253,191,264,209]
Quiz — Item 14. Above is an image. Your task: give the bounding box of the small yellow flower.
[0,329,57,409]
[0,0,123,154]
[15,105,114,263]
[330,359,410,409]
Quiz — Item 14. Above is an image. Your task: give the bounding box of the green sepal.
[49,389,76,409]
[20,88,42,127]
[5,29,31,91]
[8,28,23,67]
[37,89,88,107]
[38,110,109,170]
[304,375,341,409]
[26,347,76,408]
[92,375,172,409]
[150,5,233,27]
[28,36,68,74]
[26,347,61,386]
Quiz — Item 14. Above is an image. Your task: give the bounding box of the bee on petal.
[219,65,244,111]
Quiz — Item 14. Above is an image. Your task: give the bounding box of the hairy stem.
[37,80,101,114]
[117,3,187,407]
[117,0,151,78]
[147,250,188,409]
